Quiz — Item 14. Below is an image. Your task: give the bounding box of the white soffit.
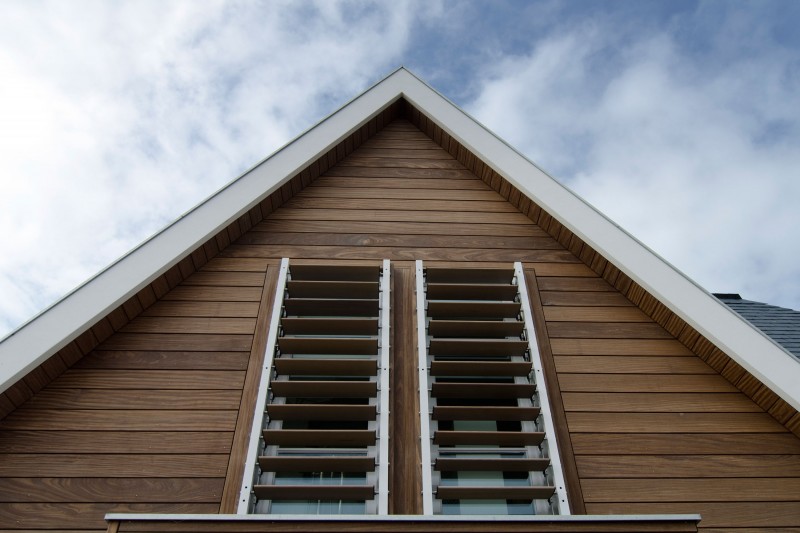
[2,67,799,414]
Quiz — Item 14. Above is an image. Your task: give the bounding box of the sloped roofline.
[2,67,799,412]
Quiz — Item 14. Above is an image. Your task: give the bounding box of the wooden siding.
[1,109,799,533]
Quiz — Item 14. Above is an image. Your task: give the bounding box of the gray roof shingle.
[714,293,800,361]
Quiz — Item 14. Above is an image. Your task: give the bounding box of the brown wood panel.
[536,277,615,292]
[324,166,477,179]
[140,301,261,318]
[253,484,374,500]
[77,351,249,370]
[559,374,738,393]
[222,244,578,263]
[349,148,453,159]
[201,257,273,272]
[581,478,800,502]
[180,271,266,286]
[524,263,597,277]
[546,322,672,339]
[49,369,245,390]
[436,486,554,500]
[587,502,798,529]
[267,208,533,225]
[97,333,253,351]
[571,432,800,455]
[161,286,262,302]
[256,219,547,237]
[567,412,788,433]
[297,186,502,200]
[554,356,716,374]
[544,306,650,322]
[285,197,519,213]
[577,454,800,478]
[0,431,232,454]
[0,409,236,431]
[0,454,227,477]
[121,317,257,334]
[241,232,560,250]
[22,389,241,410]
[540,291,633,306]
[551,338,695,356]
[0,503,218,530]
[389,265,421,514]
[263,429,376,447]
[0,477,223,502]
[312,176,491,190]
[336,157,465,169]
[562,392,764,413]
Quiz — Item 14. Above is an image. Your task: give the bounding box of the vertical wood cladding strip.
[219,263,277,513]
[523,268,586,514]
[390,263,422,514]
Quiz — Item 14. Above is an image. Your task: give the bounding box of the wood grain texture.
[558,373,738,393]
[571,432,800,455]
[562,392,764,412]
[0,409,237,431]
[0,477,223,502]
[0,431,232,454]
[554,356,717,374]
[566,412,788,433]
[0,454,228,477]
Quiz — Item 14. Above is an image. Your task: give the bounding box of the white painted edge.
[415,260,434,515]
[394,68,800,412]
[377,259,391,514]
[515,262,570,515]
[237,257,289,514]
[105,513,702,523]
[4,65,798,415]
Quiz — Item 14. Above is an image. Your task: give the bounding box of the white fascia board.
[394,69,800,411]
[0,69,409,395]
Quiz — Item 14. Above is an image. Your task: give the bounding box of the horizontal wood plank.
[544,306,651,322]
[140,301,261,318]
[0,503,218,530]
[121,317,257,335]
[551,339,695,356]
[22,389,242,410]
[97,334,253,352]
[0,431,232,454]
[0,409,236,431]
[571,433,800,455]
[50,370,245,390]
[267,209,534,225]
[576,454,800,478]
[562,392,764,413]
[240,232,560,250]
[566,412,788,433]
[581,478,800,502]
[297,186,501,200]
[546,322,672,339]
[0,454,228,477]
[584,501,800,528]
[540,291,633,306]
[0,477,223,502]
[285,197,519,213]
[161,286,262,302]
[180,271,266,287]
[554,356,716,374]
[558,374,737,393]
[77,351,249,370]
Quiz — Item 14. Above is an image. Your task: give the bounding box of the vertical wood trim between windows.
[219,263,280,513]
[390,263,422,514]
[522,268,586,514]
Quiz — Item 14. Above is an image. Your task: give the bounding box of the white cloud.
[0,0,438,337]
[466,7,800,311]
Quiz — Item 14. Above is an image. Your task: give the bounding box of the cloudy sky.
[1,0,799,338]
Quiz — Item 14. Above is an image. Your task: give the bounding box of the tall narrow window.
[416,261,569,515]
[239,259,391,514]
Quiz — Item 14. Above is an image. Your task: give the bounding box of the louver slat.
[267,404,377,421]
[428,320,524,338]
[426,283,519,301]
[427,301,520,319]
[254,485,375,500]
[283,299,379,317]
[432,406,540,421]
[436,486,555,500]
[271,380,377,398]
[278,337,378,355]
[429,339,529,357]
[430,361,531,377]
[286,280,379,299]
[435,458,550,472]
[263,429,377,447]
[273,358,378,377]
[280,317,378,336]
[288,264,379,282]
[433,431,545,446]
[258,456,375,472]
[426,268,515,284]
[431,383,536,399]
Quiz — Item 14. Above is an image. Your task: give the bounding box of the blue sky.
[1,0,799,338]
